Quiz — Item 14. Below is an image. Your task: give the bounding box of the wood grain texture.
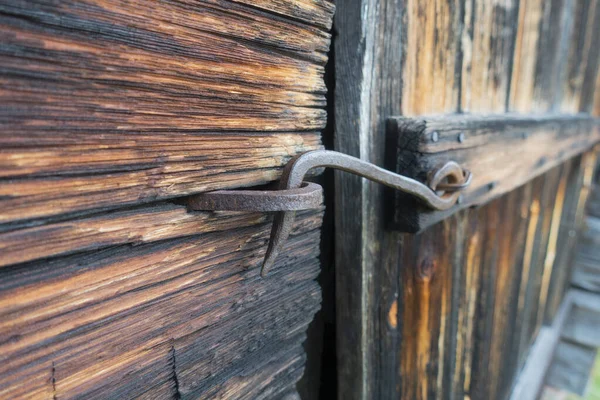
[334,0,403,398]
[336,1,466,399]
[0,133,322,227]
[560,0,600,113]
[401,0,462,116]
[510,0,573,112]
[386,113,600,231]
[335,0,599,399]
[542,152,594,323]
[460,0,517,112]
[0,1,334,398]
[0,209,324,399]
[0,0,333,226]
[508,0,546,112]
[0,203,270,267]
[595,68,600,116]
[572,215,600,292]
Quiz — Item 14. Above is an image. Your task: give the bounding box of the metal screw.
[431,131,439,142]
[458,132,465,143]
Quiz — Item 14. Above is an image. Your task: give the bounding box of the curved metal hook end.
[187,150,472,277]
[259,151,472,277]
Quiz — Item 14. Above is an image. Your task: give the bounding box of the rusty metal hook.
[186,150,471,276]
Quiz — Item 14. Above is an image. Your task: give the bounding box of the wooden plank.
[544,340,597,396]
[529,0,574,111]
[0,1,335,398]
[335,0,599,400]
[595,67,600,116]
[508,0,546,112]
[400,0,463,116]
[588,184,600,219]
[448,4,521,399]
[0,133,322,228]
[397,213,464,400]
[335,0,468,399]
[489,186,533,399]
[460,0,518,113]
[509,289,575,400]
[468,198,504,400]
[394,2,466,399]
[334,0,404,398]
[560,0,600,113]
[542,156,584,323]
[229,0,334,30]
[386,113,600,232]
[0,203,270,267]
[0,0,332,226]
[521,166,564,359]
[535,162,573,328]
[572,216,600,292]
[562,304,600,348]
[0,209,323,399]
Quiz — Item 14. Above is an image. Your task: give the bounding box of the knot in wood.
[417,256,436,282]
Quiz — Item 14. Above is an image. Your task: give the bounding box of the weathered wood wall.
[0,1,334,398]
[571,160,600,292]
[335,0,600,399]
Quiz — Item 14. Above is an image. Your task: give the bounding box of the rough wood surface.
[0,0,333,227]
[335,0,600,399]
[0,204,270,267]
[386,114,600,232]
[0,1,334,399]
[0,209,324,399]
[572,216,600,292]
[386,113,600,232]
[510,288,574,400]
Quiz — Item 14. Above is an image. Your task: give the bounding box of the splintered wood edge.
[385,113,600,232]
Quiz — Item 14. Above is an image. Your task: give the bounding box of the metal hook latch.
[186,150,471,276]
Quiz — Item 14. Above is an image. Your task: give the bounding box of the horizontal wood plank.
[386,113,600,232]
[0,0,332,226]
[0,0,334,398]
[0,133,321,227]
[0,203,270,267]
[0,209,323,399]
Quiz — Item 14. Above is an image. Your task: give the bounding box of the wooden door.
[335,0,600,399]
[0,1,334,399]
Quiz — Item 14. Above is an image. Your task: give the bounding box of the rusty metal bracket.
[187,182,323,212]
[186,150,471,276]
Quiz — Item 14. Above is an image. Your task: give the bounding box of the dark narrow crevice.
[170,343,182,400]
[317,16,338,400]
[51,362,57,400]
[296,18,337,400]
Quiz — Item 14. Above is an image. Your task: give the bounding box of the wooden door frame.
[334,0,404,398]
